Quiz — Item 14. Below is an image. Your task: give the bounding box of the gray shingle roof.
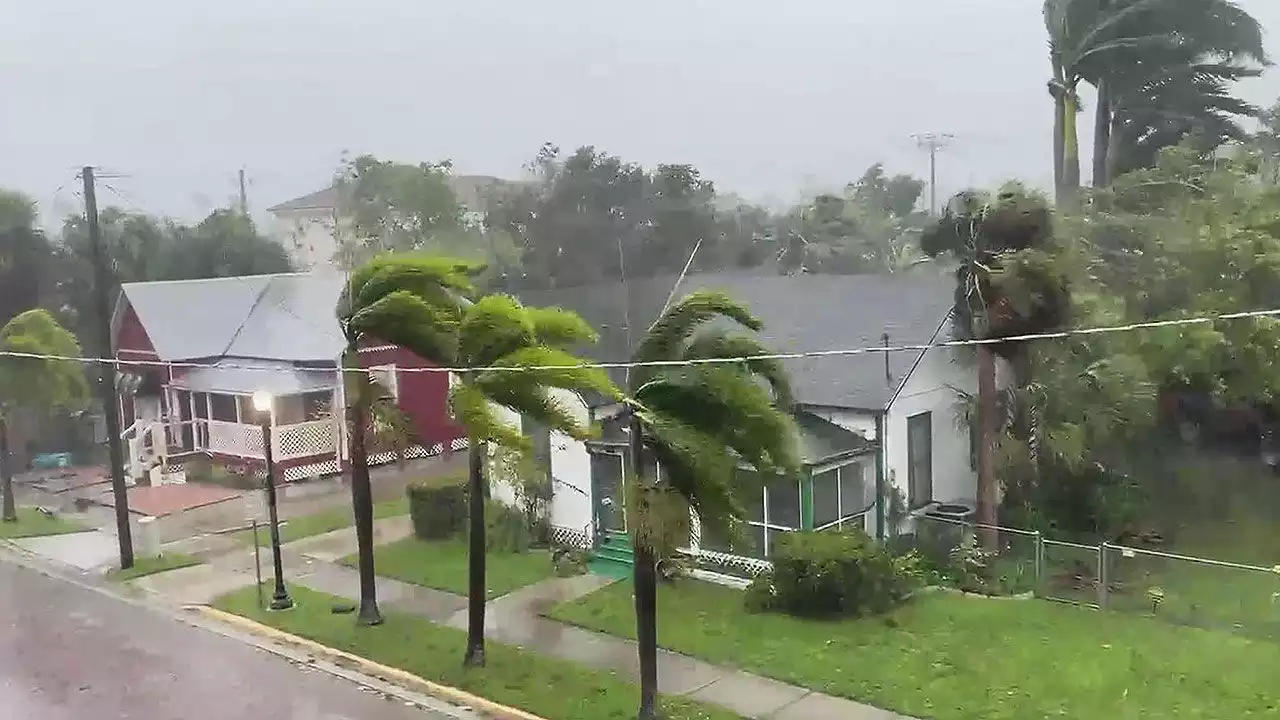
[117,272,348,362]
[266,175,529,215]
[518,272,956,411]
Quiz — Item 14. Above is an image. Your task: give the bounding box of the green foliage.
[0,190,54,326]
[407,476,469,540]
[0,309,89,416]
[752,529,922,619]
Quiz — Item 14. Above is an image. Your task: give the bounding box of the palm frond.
[636,365,802,478]
[632,404,744,538]
[479,346,621,403]
[457,294,537,368]
[339,252,480,323]
[448,381,527,450]
[525,305,600,350]
[680,330,795,409]
[631,290,762,387]
[348,290,460,363]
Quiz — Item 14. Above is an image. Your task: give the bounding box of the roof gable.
[518,272,956,410]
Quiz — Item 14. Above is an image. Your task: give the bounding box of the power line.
[4,305,1280,375]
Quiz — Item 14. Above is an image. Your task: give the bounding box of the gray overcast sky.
[3,0,1278,225]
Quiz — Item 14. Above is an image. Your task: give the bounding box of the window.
[907,412,933,508]
[368,365,399,400]
[521,416,552,479]
[209,394,239,423]
[727,470,801,559]
[812,462,870,531]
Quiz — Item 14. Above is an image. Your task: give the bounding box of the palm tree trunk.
[976,346,999,549]
[1051,63,1066,200]
[0,415,15,523]
[1062,89,1081,202]
[346,398,383,626]
[1105,112,1124,184]
[629,417,659,720]
[1092,79,1112,188]
[463,439,487,667]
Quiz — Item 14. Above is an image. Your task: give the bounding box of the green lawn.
[239,497,409,547]
[342,536,554,599]
[0,508,86,538]
[547,579,1280,720]
[214,584,740,720]
[107,552,202,581]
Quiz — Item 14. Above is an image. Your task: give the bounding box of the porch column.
[333,369,346,465]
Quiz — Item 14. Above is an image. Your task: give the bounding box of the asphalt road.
[0,558,453,720]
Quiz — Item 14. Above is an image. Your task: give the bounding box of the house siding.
[358,345,464,453]
[270,208,341,270]
[885,346,977,514]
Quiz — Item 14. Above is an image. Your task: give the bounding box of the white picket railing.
[203,418,336,461]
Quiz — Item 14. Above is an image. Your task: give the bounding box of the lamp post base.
[268,592,295,611]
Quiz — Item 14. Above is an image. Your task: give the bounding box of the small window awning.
[795,412,876,467]
[170,359,339,396]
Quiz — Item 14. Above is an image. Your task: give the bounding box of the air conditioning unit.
[924,502,975,523]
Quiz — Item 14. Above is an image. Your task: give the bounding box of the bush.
[552,547,588,577]
[481,500,532,553]
[764,529,921,619]
[743,574,776,614]
[407,474,468,540]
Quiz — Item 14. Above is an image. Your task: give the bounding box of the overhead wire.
[1,305,1279,375]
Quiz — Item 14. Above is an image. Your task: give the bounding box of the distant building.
[265,175,522,270]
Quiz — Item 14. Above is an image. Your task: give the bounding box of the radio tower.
[911,132,955,215]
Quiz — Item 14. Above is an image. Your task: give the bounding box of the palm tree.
[337,255,481,626]
[342,253,620,666]
[623,290,802,720]
[922,187,1070,545]
[1045,0,1268,194]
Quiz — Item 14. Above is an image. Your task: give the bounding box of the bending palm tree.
[342,252,619,666]
[449,294,620,666]
[624,290,802,720]
[337,255,481,626]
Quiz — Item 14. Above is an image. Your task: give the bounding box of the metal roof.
[170,359,338,395]
[116,271,348,363]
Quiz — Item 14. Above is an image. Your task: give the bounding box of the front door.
[590,450,627,534]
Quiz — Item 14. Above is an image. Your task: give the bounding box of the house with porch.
[111,271,463,485]
[504,271,991,578]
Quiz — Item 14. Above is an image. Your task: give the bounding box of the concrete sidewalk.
[125,518,910,720]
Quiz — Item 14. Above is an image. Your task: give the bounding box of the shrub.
[552,547,589,577]
[482,499,532,553]
[743,574,776,614]
[406,474,468,540]
[767,529,920,619]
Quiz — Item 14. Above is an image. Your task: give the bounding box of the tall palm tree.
[337,255,481,626]
[623,290,802,720]
[1045,0,1268,194]
[922,187,1070,545]
[343,252,620,666]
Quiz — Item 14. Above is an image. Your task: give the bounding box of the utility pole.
[83,166,134,569]
[912,132,955,215]
[238,167,249,217]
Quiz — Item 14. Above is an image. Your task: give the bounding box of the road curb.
[190,605,548,720]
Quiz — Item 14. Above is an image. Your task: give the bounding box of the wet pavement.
[0,558,455,719]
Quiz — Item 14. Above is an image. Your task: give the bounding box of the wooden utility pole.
[912,132,955,215]
[83,166,134,569]
[238,168,249,216]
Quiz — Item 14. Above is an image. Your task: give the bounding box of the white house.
[265,175,522,270]
[495,272,997,578]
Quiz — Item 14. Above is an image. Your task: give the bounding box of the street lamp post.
[253,390,293,611]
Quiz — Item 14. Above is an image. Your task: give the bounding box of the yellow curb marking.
[190,605,547,720]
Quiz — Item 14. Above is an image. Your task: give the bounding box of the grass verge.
[238,496,409,547]
[343,536,554,599]
[546,578,1280,720]
[213,584,740,720]
[107,552,202,581]
[0,507,86,538]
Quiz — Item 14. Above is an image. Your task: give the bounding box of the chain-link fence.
[907,513,1280,641]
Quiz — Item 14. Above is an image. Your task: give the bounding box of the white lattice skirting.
[548,525,592,550]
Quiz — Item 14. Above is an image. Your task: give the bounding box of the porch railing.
[203,418,336,461]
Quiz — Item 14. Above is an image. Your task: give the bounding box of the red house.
[110,271,464,484]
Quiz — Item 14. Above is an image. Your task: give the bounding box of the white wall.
[269,209,340,270]
[480,390,594,540]
[885,345,978,512]
[549,395,593,540]
[806,406,876,438]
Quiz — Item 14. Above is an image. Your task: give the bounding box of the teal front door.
[590,450,627,533]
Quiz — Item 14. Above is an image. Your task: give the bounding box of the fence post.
[1033,530,1044,597]
[1097,542,1110,609]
